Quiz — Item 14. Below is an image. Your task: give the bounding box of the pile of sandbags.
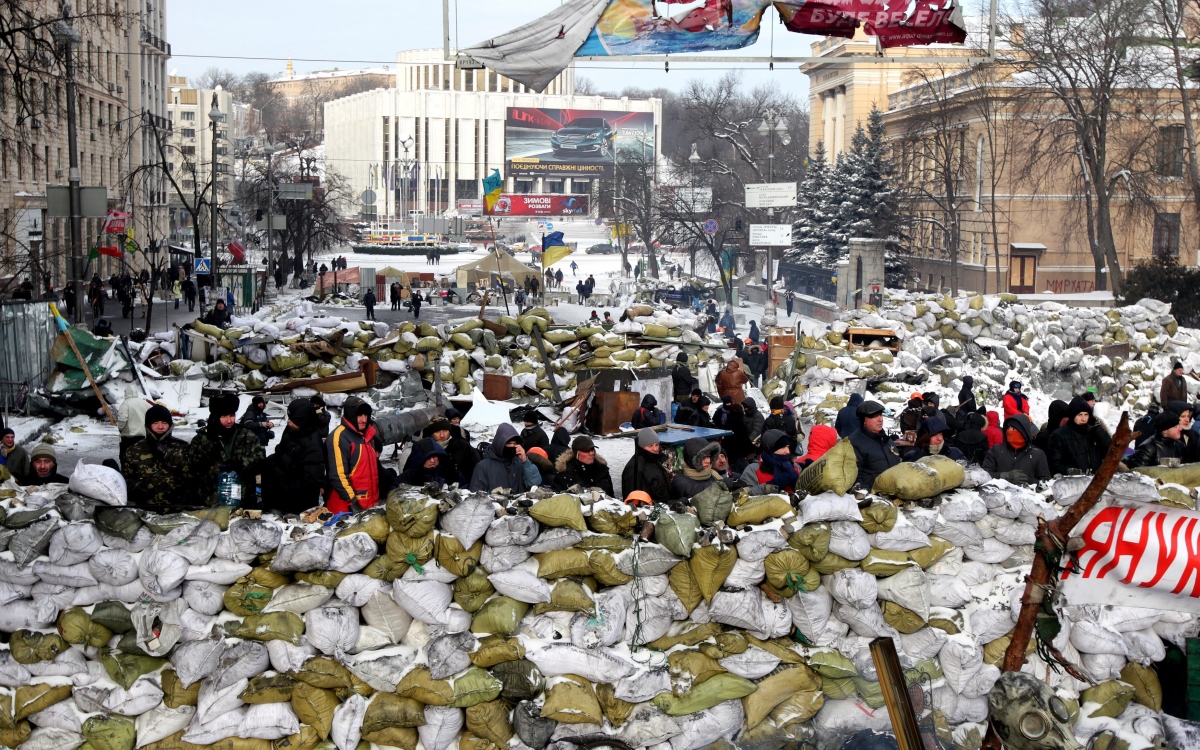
[0,462,1187,750]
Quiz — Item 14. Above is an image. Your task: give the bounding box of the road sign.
[677,187,712,212]
[545,222,554,232]
[361,189,377,206]
[749,224,791,246]
[46,186,109,218]
[745,183,797,208]
[194,258,212,275]
[702,219,719,235]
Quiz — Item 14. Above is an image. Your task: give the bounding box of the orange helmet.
[625,490,653,507]
[527,447,548,459]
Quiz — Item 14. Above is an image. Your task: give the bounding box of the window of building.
[1157,125,1185,177]
[572,180,590,194]
[44,146,49,182]
[547,180,564,193]
[182,179,194,189]
[181,128,195,139]
[180,145,195,155]
[1154,212,1182,256]
[180,111,194,121]
[974,135,985,208]
[516,180,533,194]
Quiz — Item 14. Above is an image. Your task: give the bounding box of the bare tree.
[194,67,242,92]
[1150,0,1200,230]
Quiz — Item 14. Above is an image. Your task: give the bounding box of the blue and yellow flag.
[542,231,572,268]
[483,169,503,214]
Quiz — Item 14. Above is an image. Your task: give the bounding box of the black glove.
[1001,470,1029,485]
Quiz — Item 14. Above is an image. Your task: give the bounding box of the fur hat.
[208,392,239,419]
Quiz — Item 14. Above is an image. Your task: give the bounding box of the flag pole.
[489,221,511,317]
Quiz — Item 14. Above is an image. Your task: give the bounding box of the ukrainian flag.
[483,168,503,214]
[542,231,572,268]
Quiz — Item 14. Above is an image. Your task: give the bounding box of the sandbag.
[796,438,859,496]
[68,462,128,506]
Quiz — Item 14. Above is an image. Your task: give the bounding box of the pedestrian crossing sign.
[194,258,212,275]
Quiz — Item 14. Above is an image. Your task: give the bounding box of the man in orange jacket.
[327,396,383,513]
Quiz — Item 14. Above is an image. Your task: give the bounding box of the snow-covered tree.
[787,141,841,268]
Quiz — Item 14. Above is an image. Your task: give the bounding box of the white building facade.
[324,49,660,221]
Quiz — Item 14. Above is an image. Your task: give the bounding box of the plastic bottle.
[217,468,242,507]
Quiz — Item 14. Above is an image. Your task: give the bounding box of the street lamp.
[252,142,286,304]
[208,93,223,290]
[398,136,414,231]
[52,3,83,324]
[758,109,790,327]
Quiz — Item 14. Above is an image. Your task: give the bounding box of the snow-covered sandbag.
[271,534,334,572]
[239,701,301,740]
[876,566,931,621]
[68,462,127,505]
[870,513,932,552]
[1070,620,1128,656]
[336,574,384,607]
[489,567,553,604]
[305,601,361,657]
[48,523,102,566]
[800,492,863,525]
[829,521,871,561]
[330,532,377,573]
[157,521,220,565]
[525,642,636,682]
[101,675,163,716]
[939,493,988,522]
[262,583,333,614]
[899,627,948,661]
[170,638,224,687]
[962,538,1014,564]
[830,569,878,609]
[185,559,252,585]
[441,496,494,548]
[138,548,189,596]
[485,514,540,547]
[418,705,464,750]
[969,608,1014,645]
[928,574,972,608]
[87,548,138,585]
[331,693,367,750]
[135,705,195,747]
[940,636,983,693]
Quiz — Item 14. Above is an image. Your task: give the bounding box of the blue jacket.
[469,423,541,492]
[836,393,865,438]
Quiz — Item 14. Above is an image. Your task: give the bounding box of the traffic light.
[255,209,264,221]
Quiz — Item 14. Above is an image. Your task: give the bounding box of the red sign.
[491,194,589,217]
[103,209,130,234]
[779,0,966,47]
[228,239,246,262]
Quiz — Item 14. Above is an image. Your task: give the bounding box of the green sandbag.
[655,512,700,557]
[92,601,134,633]
[83,715,136,750]
[543,330,577,344]
[808,649,858,679]
[1081,680,1136,719]
[872,454,966,501]
[58,607,114,647]
[528,494,587,532]
[1120,661,1163,712]
[269,352,309,373]
[691,482,733,526]
[652,673,758,715]
[236,611,306,644]
[471,596,530,636]
[415,336,443,352]
[859,501,898,533]
[450,333,475,349]
[643,323,669,338]
[387,496,439,538]
[499,316,521,334]
[519,316,548,335]
[789,523,831,562]
[451,667,504,708]
[1134,463,1200,487]
[101,651,168,689]
[10,630,69,664]
[727,494,792,526]
[796,438,859,496]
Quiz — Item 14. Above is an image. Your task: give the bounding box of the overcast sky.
[168,0,817,99]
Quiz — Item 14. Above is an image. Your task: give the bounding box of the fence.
[779,261,838,302]
[0,300,56,415]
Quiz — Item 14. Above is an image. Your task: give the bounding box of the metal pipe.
[62,8,83,325]
[373,404,442,446]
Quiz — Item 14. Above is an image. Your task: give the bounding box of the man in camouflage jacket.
[190,392,266,506]
[123,404,192,506]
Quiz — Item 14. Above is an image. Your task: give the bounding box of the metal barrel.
[373,404,441,445]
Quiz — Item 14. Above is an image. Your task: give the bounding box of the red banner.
[491,194,590,217]
[103,209,130,234]
[228,239,246,261]
[779,0,966,48]
[1060,500,1200,613]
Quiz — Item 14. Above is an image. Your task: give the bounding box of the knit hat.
[145,404,173,430]
[637,428,659,448]
[1174,362,1185,372]
[691,388,703,397]
[1154,411,1182,433]
[426,418,452,435]
[29,444,56,462]
[527,447,548,459]
[1,428,13,438]
[523,410,543,424]
[625,490,653,506]
[857,400,886,419]
[445,407,462,420]
[572,436,595,453]
[1067,396,1092,419]
[1010,381,1022,390]
[908,397,923,409]
[722,395,733,406]
[762,429,790,453]
[676,352,689,364]
[251,395,266,407]
[208,392,239,419]
[769,396,785,411]
[922,392,940,406]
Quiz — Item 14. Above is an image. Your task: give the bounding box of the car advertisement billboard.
[506,107,655,178]
[491,194,590,217]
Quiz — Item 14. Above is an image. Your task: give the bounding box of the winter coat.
[264,400,327,514]
[401,438,462,487]
[1003,391,1031,420]
[1161,374,1189,406]
[117,394,151,439]
[203,305,231,329]
[719,407,755,468]
[631,395,664,429]
[520,424,551,454]
[620,446,671,505]
[469,423,541,493]
[903,416,964,462]
[548,427,572,464]
[240,403,274,446]
[742,402,766,445]
[123,416,192,507]
[981,415,1050,482]
[675,400,712,428]
[763,409,798,453]
[715,367,749,404]
[553,450,614,496]
[363,290,377,308]
[0,445,29,482]
[743,348,769,380]
[984,411,1004,448]
[446,430,480,483]
[953,427,990,465]
[1047,421,1111,476]
[848,426,901,490]
[1126,434,1185,469]
[672,364,698,399]
[326,396,383,512]
[799,424,839,464]
[670,438,725,499]
[836,394,865,438]
[1036,401,1070,453]
[957,377,977,414]
[190,423,265,507]
[899,406,924,435]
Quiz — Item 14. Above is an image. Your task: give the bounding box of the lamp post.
[208,93,223,290]
[688,143,701,278]
[398,136,414,232]
[52,4,83,324]
[757,109,790,328]
[252,142,283,305]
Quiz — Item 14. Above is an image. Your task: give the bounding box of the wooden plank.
[530,326,563,402]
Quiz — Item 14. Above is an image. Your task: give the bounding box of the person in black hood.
[191,392,265,506]
[469,423,541,493]
[240,395,275,447]
[621,428,671,504]
[743,343,769,388]
[263,399,328,514]
[553,436,614,496]
[676,390,712,428]
[445,407,471,442]
[982,413,1049,484]
[1126,411,1186,469]
[1036,399,1070,453]
[742,398,765,445]
[922,392,959,438]
[520,411,551,454]
[1133,404,1160,447]
[310,395,332,435]
[763,396,798,453]
[400,437,461,487]
[903,416,965,462]
[672,352,698,403]
[1048,396,1111,475]
[548,426,572,464]
[631,394,664,429]
[957,376,977,416]
[836,393,865,438]
[849,400,900,490]
[953,412,991,465]
[671,437,727,499]
[425,417,478,484]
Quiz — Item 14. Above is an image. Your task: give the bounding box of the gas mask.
[988,672,1081,750]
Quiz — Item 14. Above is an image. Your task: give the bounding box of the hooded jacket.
[953,413,991,465]
[117,386,151,439]
[621,443,671,505]
[798,424,839,464]
[984,411,1004,448]
[902,416,966,462]
[742,346,769,380]
[741,399,766,444]
[848,419,901,490]
[671,438,725,499]
[1003,388,1030,420]
[1047,398,1111,476]
[265,399,328,514]
[469,423,541,493]
[520,419,551,454]
[327,396,383,512]
[631,395,664,429]
[553,448,614,496]
[672,362,698,400]
[1036,400,1070,453]
[401,437,461,487]
[836,393,865,438]
[982,414,1050,482]
[675,398,713,428]
[748,321,760,343]
[547,427,572,464]
[957,376,977,415]
[240,399,274,446]
[123,408,191,506]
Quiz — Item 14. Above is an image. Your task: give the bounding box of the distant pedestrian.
[785,290,795,318]
[555,269,564,288]
[182,278,196,312]
[172,279,182,309]
[412,289,423,319]
[570,260,578,276]
[576,281,585,305]
[545,269,555,291]
[390,281,401,311]
[362,289,376,320]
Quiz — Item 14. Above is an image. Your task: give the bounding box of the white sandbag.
[195,678,248,728]
[668,700,744,750]
[870,513,932,552]
[828,521,871,561]
[344,645,419,692]
[616,666,672,703]
[627,589,686,646]
[836,603,899,639]
[962,538,1014,564]
[136,705,196,747]
[419,705,464,750]
[87,548,138,585]
[351,626,393,654]
[228,517,283,555]
[0,581,31,605]
[480,544,530,572]
[1070,620,1128,656]
[0,561,39,586]
[183,580,228,616]
[185,559,252,585]
[330,532,377,573]
[733,529,789,561]
[526,527,583,553]
[939,635,983,693]
[969,608,1014,645]
[361,589,413,643]
[1096,605,1164,633]
[262,583,334,614]
[957,561,999,587]
[724,557,765,589]
[1123,629,1166,665]
[928,574,972,608]
[524,642,637,682]
[10,517,60,566]
[0,651,32,687]
[898,627,948,661]
[305,601,361,657]
[813,698,893,739]
[759,597,794,639]
[961,465,993,489]
[800,492,863,525]
[266,639,317,674]
[157,521,220,565]
[719,646,781,679]
[210,641,270,691]
[939,492,988,522]
[485,514,540,547]
[617,704,682,749]
[32,582,74,621]
[991,518,1037,546]
[708,589,769,634]
[0,599,55,632]
[428,632,476,680]
[875,566,932,621]
[932,518,983,548]
[179,608,214,642]
[170,638,224,687]
[184,706,247,744]
[131,597,187,656]
[789,586,834,643]
[1051,474,1092,506]
[402,559,459,584]
[441,496,495,548]
[72,580,144,606]
[48,523,102,566]
[331,693,367,750]
[138,548,189,596]
[25,649,87,678]
[68,461,127,505]
[239,702,301,740]
[336,574,384,607]
[615,544,683,576]
[213,532,256,564]
[29,700,84,732]
[392,578,453,626]
[18,727,85,750]
[1080,652,1127,681]
[101,675,164,716]
[570,588,629,649]
[271,534,334,572]
[33,561,97,588]
[829,569,878,609]
[489,567,553,604]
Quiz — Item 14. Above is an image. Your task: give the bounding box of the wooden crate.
[589,390,642,435]
[482,373,512,401]
[766,326,797,379]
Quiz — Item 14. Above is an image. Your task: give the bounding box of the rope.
[404,553,425,575]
